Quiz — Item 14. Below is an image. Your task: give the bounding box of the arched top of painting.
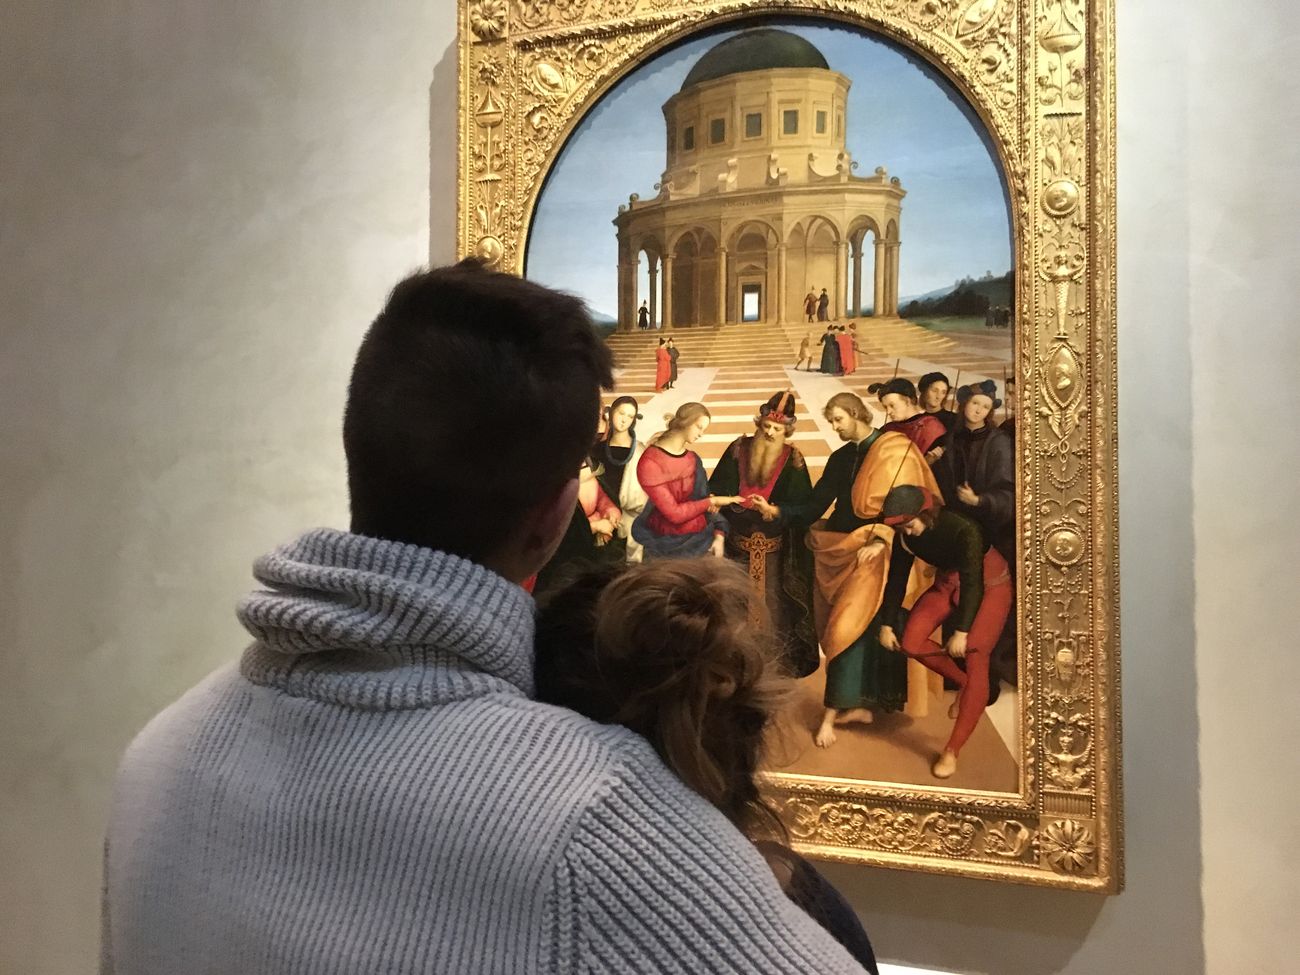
[679,27,830,90]
[523,13,1017,297]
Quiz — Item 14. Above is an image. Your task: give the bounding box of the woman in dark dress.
[591,395,648,562]
[819,325,842,374]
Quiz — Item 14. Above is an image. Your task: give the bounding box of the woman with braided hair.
[534,558,879,973]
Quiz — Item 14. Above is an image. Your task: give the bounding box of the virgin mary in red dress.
[631,442,725,559]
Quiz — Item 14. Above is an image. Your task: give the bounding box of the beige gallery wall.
[1,2,1295,973]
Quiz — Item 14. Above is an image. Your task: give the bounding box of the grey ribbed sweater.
[101,529,866,974]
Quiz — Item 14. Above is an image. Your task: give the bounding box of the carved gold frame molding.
[456,0,1120,892]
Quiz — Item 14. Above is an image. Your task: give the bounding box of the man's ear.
[518,477,581,582]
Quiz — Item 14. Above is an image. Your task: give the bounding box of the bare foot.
[932,750,958,778]
[948,697,961,720]
[814,710,838,748]
[835,707,874,727]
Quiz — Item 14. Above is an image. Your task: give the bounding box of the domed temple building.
[614,28,906,330]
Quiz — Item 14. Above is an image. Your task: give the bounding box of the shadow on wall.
[430,41,459,265]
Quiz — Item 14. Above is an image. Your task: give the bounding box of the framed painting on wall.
[457,0,1120,892]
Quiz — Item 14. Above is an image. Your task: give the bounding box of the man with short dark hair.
[917,370,957,464]
[100,261,867,975]
[935,379,1014,567]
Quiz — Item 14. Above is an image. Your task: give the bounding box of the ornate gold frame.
[456,0,1120,892]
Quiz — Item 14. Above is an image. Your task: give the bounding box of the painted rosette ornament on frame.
[458,0,1120,893]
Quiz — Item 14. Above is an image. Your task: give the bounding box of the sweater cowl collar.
[237,529,535,708]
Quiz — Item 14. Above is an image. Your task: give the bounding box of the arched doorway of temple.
[727,220,778,323]
[670,234,699,326]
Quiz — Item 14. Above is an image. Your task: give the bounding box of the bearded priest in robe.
[708,392,817,677]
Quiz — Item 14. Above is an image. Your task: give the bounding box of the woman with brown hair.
[592,395,649,562]
[534,558,879,973]
[632,402,742,559]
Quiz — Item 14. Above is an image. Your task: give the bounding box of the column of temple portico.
[650,257,660,330]
[851,244,863,317]
[834,239,848,318]
[629,257,639,329]
[776,243,788,324]
[661,254,674,329]
[873,238,886,318]
[886,242,901,315]
[617,260,633,330]
[716,248,727,325]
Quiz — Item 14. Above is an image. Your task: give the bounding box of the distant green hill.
[902,271,1013,319]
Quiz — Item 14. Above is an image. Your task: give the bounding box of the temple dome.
[680,29,830,90]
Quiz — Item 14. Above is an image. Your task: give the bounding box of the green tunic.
[881,510,987,632]
[785,431,909,712]
[793,431,908,713]
[708,437,817,676]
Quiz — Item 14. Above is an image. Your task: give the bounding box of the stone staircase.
[604,321,802,369]
[604,316,954,367]
[777,316,957,360]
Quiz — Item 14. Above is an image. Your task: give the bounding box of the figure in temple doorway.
[804,290,817,323]
[708,391,817,677]
[817,287,830,321]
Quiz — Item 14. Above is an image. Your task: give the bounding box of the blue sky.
[525,20,1012,320]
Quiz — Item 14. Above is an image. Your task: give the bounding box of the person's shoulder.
[114,662,245,778]
[483,696,653,768]
[637,443,671,474]
[829,440,857,462]
[724,434,750,456]
[869,429,912,452]
[941,506,982,535]
[130,662,242,737]
[505,706,725,842]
